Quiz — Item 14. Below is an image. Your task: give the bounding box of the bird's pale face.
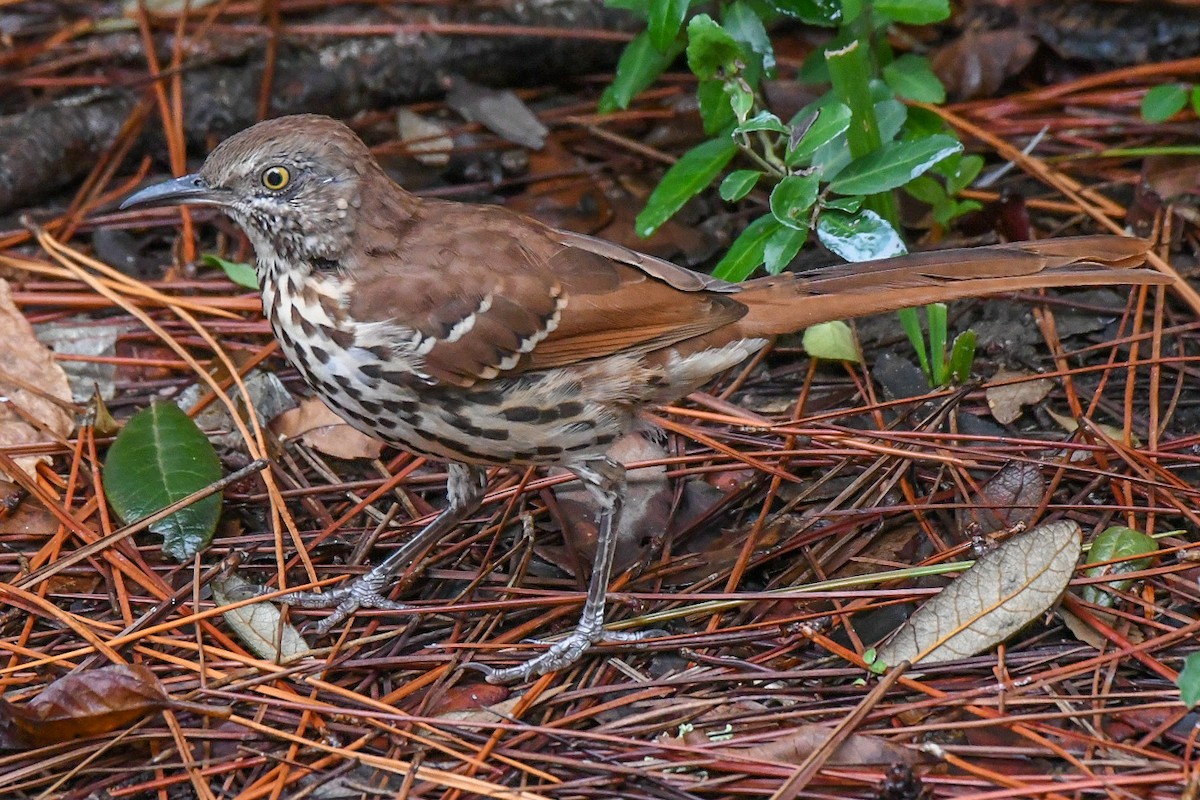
[121,115,372,267]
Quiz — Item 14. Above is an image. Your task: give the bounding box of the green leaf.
[873,0,950,24]
[763,224,808,274]
[1141,83,1190,123]
[897,307,930,379]
[686,14,744,81]
[104,402,223,562]
[829,135,962,195]
[816,209,907,262]
[770,173,820,230]
[726,80,755,122]
[786,99,851,166]
[1192,85,1200,117]
[803,320,860,363]
[648,0,689,52]
[766,0,842,26]
[949,330,976,384]
[883,54,945,103]
[734,110,790,135]
[712,214,778,281]
[840,0,863,24]
[927,302,947,385]
[946,154,984,195]
[1082,526,1158,608]
[822,196,861,213]
[719,169,762,202]
[202,254,258,290]
[635,134,737,237]
[697,79,737,134]
[1179,652,1200,709]
[599,32,681,112]
[723,0,775,77]
[904,174,947,206]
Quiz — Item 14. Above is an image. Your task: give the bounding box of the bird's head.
[122,114,381,266]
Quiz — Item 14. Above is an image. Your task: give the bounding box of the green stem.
[825,37,899,227]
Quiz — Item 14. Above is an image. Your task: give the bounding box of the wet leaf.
[1081,526,1158,608]
[816,209,907,262]
[103,402,223,561]
[786,98,851,166]
[770,173,820,230]
[212,574,310,662]
[0,665,169,748]
[877,521,1081,666]
[958,461,1045,535]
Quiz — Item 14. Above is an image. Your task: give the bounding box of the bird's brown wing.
[346,202,747,388]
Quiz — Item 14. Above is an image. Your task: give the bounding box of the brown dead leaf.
[271,397,384,460]
[931,29,1038,101]
[878,521,1081,666]
[731,724,919,766]
[0,280,73,477]
[985,369,1053,425]
[0,664,170,748]
[958,461,1045,535]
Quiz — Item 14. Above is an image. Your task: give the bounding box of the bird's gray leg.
[280,463,487,634]
[468,455,654,683]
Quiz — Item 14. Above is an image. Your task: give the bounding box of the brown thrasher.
[121,114,1164,682]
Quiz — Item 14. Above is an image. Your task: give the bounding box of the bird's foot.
[462,625,668,683]
[277,573,409,635]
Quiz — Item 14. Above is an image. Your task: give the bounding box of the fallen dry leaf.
[0,664,169,748]
[0,279,74,477]
[985,369,1054,425]
[271,397,384,460]
[958,461,1045,535]
[878,521,1081,666]
[211,574,311,663]
[931,29,1038,101]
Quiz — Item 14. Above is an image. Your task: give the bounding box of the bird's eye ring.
[261,166,290,191]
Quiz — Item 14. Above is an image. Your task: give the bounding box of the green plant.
[897,303,975,387]
[1141,82,1200,123]
[603,0,982,281]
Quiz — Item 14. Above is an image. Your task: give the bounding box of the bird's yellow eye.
[261,165,290,191]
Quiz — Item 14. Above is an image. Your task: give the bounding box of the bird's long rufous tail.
[734,235,1167,337]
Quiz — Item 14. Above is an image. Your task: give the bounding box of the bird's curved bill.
[120,174,228,210]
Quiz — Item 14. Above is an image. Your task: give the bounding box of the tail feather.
[736,236,1167,337]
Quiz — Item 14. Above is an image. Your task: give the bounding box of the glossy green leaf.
[883,54,945,103]
[104,402,223,562]
[734,110,790,135]
[202,254,258,290]
[685,14,743,81]
[927,302,947,385]
[763,224,808,274]
[1179,652,1200,708]
[946,154,984,195]
[769,173,820,230]
[635,134,737,237]
[822,196,861,213]
[719,169,762,202]
[1141,83,1190,123]
[712,214,778,281]
[648,0,689,52]
[803,320,860,363]
[723,0,775,76]
[765,0,842,26]
[873,0,950,24]
[816,209,907,262]
[786,99,851,166]
[829,135,962,195]
[1082,526,1158,607]
[599,32,681,112]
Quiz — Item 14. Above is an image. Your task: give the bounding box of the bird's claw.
[462,626,670,683]
[276,574,410,634]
